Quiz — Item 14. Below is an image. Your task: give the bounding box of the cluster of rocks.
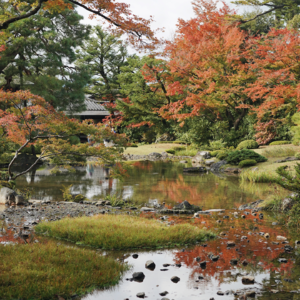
[0,187,26,205]
[123,152,170,161]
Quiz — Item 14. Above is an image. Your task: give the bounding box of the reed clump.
[0,241,127,300]
[36,215,214,250]
[240,169,280,184]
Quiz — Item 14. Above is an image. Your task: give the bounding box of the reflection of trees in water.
[171,215,295,289]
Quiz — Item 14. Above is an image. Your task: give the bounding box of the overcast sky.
[77,0,251,40]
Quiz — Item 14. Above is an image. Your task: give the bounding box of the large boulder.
[148,152,163,161]
[0,187,25,205]
[192,151,210,163]
[210,160,227,172]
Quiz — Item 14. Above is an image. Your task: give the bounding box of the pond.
[16,161,287,209]
[12,161,300,299]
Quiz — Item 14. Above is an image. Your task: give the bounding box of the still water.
[15,161,300,299]
[16,161,287,209]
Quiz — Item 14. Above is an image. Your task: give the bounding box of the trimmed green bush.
[173,140,186,144]
[236,140,259,150]
[130,144,138,147]
[238,159,257,168]
[269,141,291,145]
[226,149,267,165]
[216,150,229,160]
[166,149,175,155]
[210,150,221,157]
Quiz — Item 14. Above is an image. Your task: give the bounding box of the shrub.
[269,141,292,146]
[216,150,229,160]
[296,153,300,159]
[210,150,221,157]
[61,185,86,203]
[130,144,138,147]
[226,149,267,165]
[209,139,227,150]
[166,149,175,155]
[173,140,186,144]
[69,135,81,145]
[236,140,259,150]
[238,159,257,168]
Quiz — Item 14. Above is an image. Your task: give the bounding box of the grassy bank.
[36,215,214,250]
[0,241,127,300]
[124,143,182,155]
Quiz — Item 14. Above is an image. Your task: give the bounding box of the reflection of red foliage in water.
[171,213,293,284]
[154,174,203,204]
[132,161,153,171]
[0,229,25,244]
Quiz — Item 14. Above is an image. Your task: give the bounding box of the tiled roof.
[85,98,107,111]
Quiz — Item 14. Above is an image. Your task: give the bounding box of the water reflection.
[16,161,289,210]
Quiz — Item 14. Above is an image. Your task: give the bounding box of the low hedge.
[166,149,175,155]
[238,159,257,168]
[236,140,259,150]
[226,149,267,165]
[269,141,292,146]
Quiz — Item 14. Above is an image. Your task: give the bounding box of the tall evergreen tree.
[0,6,91,111]
[76,26,129,102]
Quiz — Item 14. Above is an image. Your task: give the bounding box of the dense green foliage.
[238,159,257,168]
[0,7,90,111]
[237,140,259,150]
[269,141,292,145]
[226,150,267,165]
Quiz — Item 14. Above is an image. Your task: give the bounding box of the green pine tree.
[0,5,91,111]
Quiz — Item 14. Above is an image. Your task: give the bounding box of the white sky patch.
[77,0,253,41]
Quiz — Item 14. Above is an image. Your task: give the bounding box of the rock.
[242,259,248,266]
[239,200,264,210]
[194,211,210,217]
[148,152,163,160]
[227,241,235,247]
[136,292,145,298]
[205,159,216,166]
[282,197,295,211]
[270,290,279,294]
[171,276,180,283]
[217,291,224,296]
[264,233,270,238]
[132,272,145,280]
[224,167,241,174]
[140,207,154,212]
[245,291,256,298]
[183,167,206,173]
[277,236,287,241]
[242,276,255,284]
[205,209,225,213]
[161,298,170,300]
[0,187,25,205]
[285,245,294,253]
[145,260,155,270]
[199,261,207,268]
[211,255,219,262]
[210,160,227,172]
[159,291,168,296]
[278,258,288,263]
[179,160,188,164]
[132,254,139,259]
[230,258,238,265]
[198,275,204,280]
[174,200,193,210]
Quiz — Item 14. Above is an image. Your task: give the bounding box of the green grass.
[261,146,297,158]
[124,143,182,155]
[0,241,128,300]
[36,215,215,250]
[175,149,198,156]
[240,169,280,184]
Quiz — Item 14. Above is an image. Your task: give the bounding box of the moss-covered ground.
[35,214,215,250]
[0,240,128,300]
